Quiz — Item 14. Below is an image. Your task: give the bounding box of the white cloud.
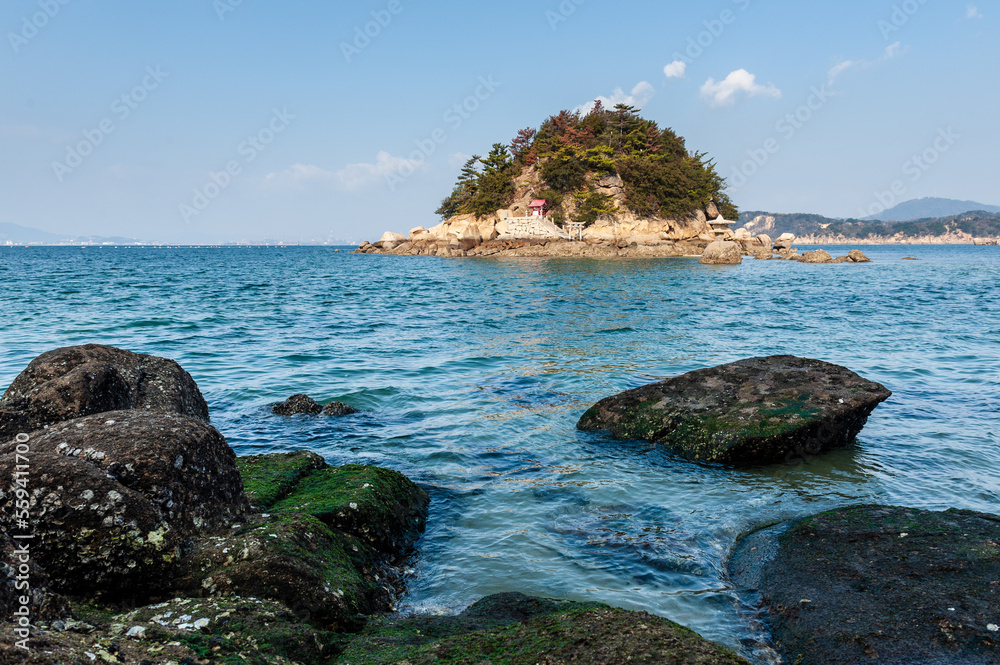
[575,81,655,115]
[828,42,906,86]
[699,69,781,108]
[967,4,983,18]
[265,151,426,191]
[448,152,472,169]
[827,60,859,85]
[663,60,687,79]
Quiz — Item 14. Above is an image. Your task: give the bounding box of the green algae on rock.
[1,596,347,665]
[578,356,891,465]
[729,505,1000,665]
[269,464,429,556]
[174,513,387,632]
[338,592,749,664]
[237,450,328,510]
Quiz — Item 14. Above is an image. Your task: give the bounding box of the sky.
[1,0,996,244]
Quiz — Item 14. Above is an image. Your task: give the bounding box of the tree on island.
[436,103,738,224]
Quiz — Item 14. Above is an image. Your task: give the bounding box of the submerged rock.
[730,505,1000,665]
[799,249,834,263]
[272,393,323,415]
[272,394,360,417]
[699,240,743,265]
[577,356,891,465]
[0,344,208,439]
[341,592,749,664]
[323,400,359,416]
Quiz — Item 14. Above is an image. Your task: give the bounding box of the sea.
[1,244,998,662]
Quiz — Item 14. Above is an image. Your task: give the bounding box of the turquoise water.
[2,245,998,661]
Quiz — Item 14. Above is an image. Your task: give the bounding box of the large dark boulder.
[341,592,750,664]
[0,412,249,599]
[0,345,208,438]
[0,531,71,623]
[0,452,180,597]
[0,411,249,537]
[730,505,1000,665]
[578,356,891,465]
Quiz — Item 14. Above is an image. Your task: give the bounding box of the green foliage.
[737,210,1000,240]
[572,192,616,227]
[436,146,515,220]
[437,104,739,222]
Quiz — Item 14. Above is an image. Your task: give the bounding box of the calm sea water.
[2,245,998,661]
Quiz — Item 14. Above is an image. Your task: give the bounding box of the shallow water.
[1,244,998,661]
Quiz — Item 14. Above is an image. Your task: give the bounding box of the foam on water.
[1,244,998,662]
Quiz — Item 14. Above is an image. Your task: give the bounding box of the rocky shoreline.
[356,207,875,263]
[2,346,995,664]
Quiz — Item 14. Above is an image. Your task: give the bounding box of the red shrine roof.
[529,199,546,208]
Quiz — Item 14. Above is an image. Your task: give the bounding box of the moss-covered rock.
[173,513,388,632]
[338,592,749,664]
[0,595,346,665]
[578,356,891,465]
[237,450,327,510]
[270,465,429,557]
[730,505,1000,665]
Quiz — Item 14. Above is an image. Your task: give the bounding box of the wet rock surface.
[173,513,387,632]
[272,394,360,417]
[272,394,323,415]
[578,356,892,465]
[730,505,1000,665]
[0,344,208,438]
[0,450,180,597]
[0,596,348,665]
[0,411,249,538]
[340,592,750,664]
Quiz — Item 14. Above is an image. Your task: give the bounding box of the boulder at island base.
[730,505,1000,665]
[578,356,891,465]
[700,240,743,265]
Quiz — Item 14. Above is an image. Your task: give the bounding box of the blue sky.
[1,0,995,243]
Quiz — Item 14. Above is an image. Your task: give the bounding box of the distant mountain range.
[739,209,1000,244]
[0,222,141,245]
[864,197,1000,221]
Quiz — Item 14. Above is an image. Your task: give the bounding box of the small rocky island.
[356,105,872,263]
